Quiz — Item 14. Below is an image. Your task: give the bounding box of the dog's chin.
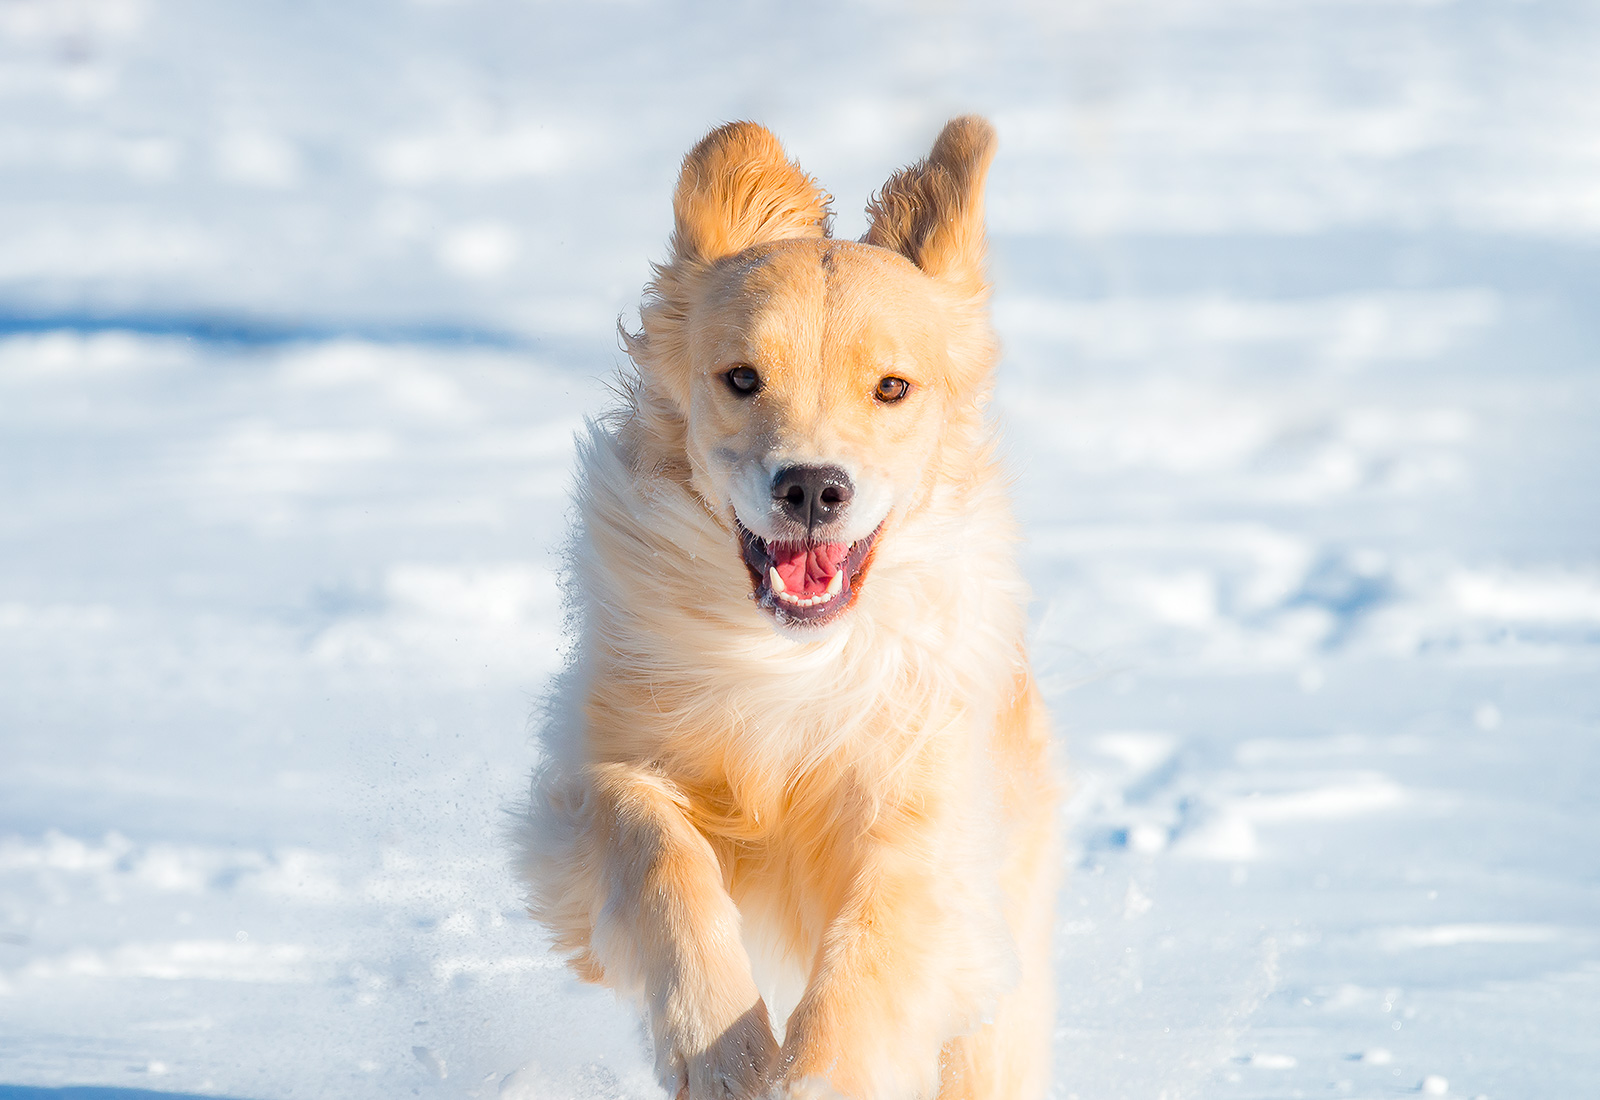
[736,520,883,633]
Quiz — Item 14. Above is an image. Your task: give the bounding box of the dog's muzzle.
[733,464,884,628]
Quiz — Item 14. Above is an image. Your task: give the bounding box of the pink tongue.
[773,543,849,597]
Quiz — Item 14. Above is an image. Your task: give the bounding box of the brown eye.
[874,376,911,403]
[724,365,761,395]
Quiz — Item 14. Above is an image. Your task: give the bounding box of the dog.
[519,116,1059,1100]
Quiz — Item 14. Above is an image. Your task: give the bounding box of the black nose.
[771,464,855,530]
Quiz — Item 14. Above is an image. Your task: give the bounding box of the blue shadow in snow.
[0,1088,256,1100]
[1285,551,1394,650]
[0,308,530,350]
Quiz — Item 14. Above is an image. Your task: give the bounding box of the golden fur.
[518,116,1059,1100]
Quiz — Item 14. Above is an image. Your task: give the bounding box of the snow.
[1,1,1597,1098]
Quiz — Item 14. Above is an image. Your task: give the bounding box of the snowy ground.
[2,2,1598,1098]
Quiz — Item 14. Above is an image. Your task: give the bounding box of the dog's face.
[633,119,997,633]
[683,242,960,627]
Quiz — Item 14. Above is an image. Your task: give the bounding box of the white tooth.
[769,567,786,595]
[826,571,843,596]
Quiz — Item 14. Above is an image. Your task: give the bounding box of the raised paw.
[764,1076,849,1100]
[664,1002,780,1100]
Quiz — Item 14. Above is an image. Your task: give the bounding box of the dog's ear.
[670,122,832,265]
[863,115,996,294]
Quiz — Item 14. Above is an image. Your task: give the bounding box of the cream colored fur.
[518,116,1059,1100]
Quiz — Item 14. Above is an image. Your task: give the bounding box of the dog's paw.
[661,1002,779,1100]
[764,1076,848,1100]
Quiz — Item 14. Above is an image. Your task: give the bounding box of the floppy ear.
[623,123,830,423]
[670,121,832,265]
[863,115,996,294]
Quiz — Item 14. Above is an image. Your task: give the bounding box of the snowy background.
[1,1,1597,1098]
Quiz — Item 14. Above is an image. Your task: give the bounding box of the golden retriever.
[519,116,1058,1100]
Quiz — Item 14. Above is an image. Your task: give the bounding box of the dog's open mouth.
[737,522,883,626]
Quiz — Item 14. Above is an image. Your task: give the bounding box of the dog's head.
[625,117,999,634]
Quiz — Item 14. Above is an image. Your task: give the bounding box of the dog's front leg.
[583,763,778,1099]
[775,825,1009,1100]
